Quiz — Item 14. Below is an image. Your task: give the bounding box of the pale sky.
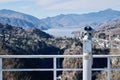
[0,0,120,19]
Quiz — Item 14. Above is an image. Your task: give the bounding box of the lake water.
[43,27,83,37]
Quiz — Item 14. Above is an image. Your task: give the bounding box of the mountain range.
[0,9,49,30]
[42,9,120,28]
[0,9,120,30]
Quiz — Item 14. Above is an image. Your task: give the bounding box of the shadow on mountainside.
[0,42,63,80]
[92,48,110,80]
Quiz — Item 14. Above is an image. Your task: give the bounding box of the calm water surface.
[43,27,83,37]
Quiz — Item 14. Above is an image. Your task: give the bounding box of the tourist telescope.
[83,26,94,80]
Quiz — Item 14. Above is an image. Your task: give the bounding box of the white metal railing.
[0,55,120,80]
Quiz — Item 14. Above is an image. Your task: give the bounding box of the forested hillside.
[0,23,60,80]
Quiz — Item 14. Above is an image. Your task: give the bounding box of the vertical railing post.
[83,26,94,80]
[0,58,2,80]
[53,57,57,80]
[107,57,111,80]
[57,51,60,68]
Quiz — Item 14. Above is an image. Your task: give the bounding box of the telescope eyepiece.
[84,26,92,31]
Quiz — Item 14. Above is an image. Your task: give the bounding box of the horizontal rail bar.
[0,68,86,71]
[0,55,120,58]
[0,55,83,58]
[57,68,83,71]
[2,69,54,71]
[93,55,120,58]
[92,68,108,71]
[2,68,120,71]
[110,68,120,70]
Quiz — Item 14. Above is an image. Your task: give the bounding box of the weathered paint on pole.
[83,26,93,80]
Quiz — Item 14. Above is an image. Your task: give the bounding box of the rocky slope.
[1,22,120,80]
[95,21,120,42]
[61,46,83,80]
[59,39,120,80]
[0,23,61,80]
[1,28,120,80]
[96,20,120,32]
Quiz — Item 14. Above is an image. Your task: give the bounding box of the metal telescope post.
[83,26,94,80]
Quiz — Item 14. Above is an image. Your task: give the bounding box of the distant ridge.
[0,9,49,30]
[41,9,120,28]
[0,9,120,30]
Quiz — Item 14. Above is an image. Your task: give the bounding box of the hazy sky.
[0,0,120,19]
